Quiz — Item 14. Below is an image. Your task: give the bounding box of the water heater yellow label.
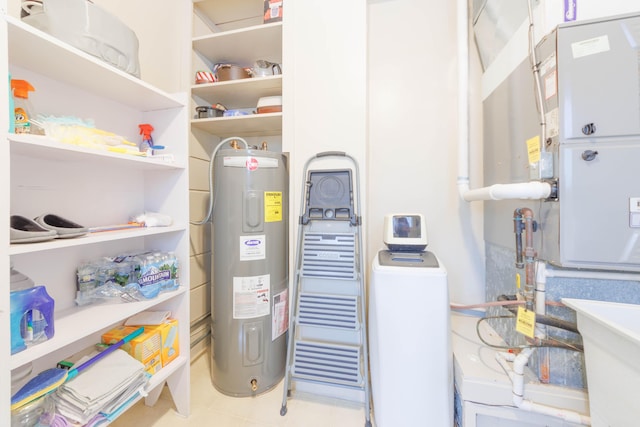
[264,191,282,222]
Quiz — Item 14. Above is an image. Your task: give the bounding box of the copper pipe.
[514,208,537,310]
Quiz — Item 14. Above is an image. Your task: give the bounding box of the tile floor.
[111,351,370,427]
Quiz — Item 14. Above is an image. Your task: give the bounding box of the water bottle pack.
[76,251,179,305]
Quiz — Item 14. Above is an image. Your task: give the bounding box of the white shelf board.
[9,225,186,256]
[9,134,185,170]
[191,112,282,137]
[193,0,264,29]
[192,22,283,66]
[105,355,188,424]
[6,16,185,112]
[191,75,282,108]
[10,287,188,369]
[147,355,187,390]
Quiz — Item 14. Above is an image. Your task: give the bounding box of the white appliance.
[369,249,452,426]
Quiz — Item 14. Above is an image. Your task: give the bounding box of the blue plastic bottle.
[10,286,55,354]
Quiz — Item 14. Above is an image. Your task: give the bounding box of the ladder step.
[298,294,359,330]
[302,232,356,280]
[292,341,363,386]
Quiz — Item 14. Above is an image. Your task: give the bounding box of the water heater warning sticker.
[240,235,266,261]
[272,289,288,340]
[233,274,271,319]
[264,191,283,222]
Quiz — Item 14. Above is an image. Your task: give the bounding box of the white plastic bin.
[563,298,640,427]
[22,0,140,77]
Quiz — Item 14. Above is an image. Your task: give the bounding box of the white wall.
[92,0,189,94]
[282,0,368,262]
[367,0,485,304]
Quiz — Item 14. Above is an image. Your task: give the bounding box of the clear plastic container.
[11,394,55,427]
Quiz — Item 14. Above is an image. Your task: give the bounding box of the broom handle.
[67,327,145,381]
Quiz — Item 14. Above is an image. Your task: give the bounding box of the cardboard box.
[144,319,179,367]
[263,0,283,23]
[102,326,162,375]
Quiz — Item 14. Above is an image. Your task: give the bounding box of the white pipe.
[456,0,552,203]
[456,0,470,197]
[511,348,533,405]
[495,351,516,382]
[535,261,547,315]
[496,350,591,425]
[462,181,552,202]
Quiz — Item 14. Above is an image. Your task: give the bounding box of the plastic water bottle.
[165,251,179,291]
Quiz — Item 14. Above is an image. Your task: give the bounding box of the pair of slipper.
[10,214,89,244]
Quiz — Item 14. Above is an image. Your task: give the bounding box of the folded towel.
[52,349,147,424]
[125,310,172,326]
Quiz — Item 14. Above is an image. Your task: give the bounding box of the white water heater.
[210,148,288,396]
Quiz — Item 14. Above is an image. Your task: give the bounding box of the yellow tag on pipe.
[516,273,521,289]
[516,306,536,338]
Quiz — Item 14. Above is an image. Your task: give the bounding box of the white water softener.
[369,214,453,426]
[211,147,289,396]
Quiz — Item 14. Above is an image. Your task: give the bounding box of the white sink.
[562,298,640,427]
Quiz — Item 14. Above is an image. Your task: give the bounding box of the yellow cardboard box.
[101,326,162,375]
[144,319,179,367]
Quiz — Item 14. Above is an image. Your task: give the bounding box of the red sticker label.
[246,157,259,171]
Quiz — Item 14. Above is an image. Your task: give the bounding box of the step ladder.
[280,151,372,427]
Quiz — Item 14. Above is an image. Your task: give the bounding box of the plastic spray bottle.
[138,123,154,156]
[8,74,15,133]
[10,79,35,134]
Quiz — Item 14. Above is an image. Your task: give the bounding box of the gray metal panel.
[558,14,640,140]
[482,52,549,252]
[481,14,640,271]
[559,141,640,270]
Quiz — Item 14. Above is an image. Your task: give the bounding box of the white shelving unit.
[2,8,190,426]
[191,1,283,139]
